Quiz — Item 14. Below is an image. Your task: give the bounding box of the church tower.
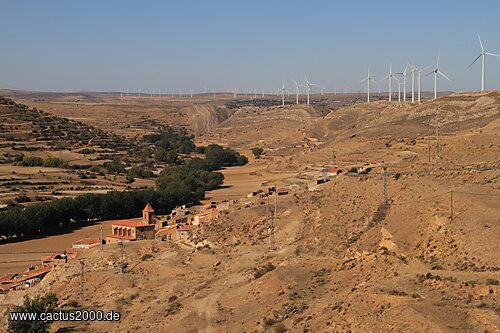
[142,203,155,225]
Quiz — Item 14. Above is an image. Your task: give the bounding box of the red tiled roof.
[0,273,16,283]
[73,238,100,246]
[0,282,20,292]
[326,168,341,173]
[156,226,177,235]
[143,203,155,213]
[196,208,219,217]
[112,220,149,228]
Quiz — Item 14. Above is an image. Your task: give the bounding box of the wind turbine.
[428,53,451,100]
[395,64,409,102]
[277,81,286,106]
[292,80,302,104]
[380,63,398,102]
[468,34,500,92]
[358,67,377,103]
[304,76,317,105]
[410,64,417,102]
[415,65,431,102]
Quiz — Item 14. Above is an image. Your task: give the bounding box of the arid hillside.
[0,91,498,332]
[0,97,157,206]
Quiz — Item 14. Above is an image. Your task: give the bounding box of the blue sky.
[1,0,500,93]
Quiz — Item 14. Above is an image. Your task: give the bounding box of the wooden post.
[119,239,124,274]
[79,259,84,299]
[99,226,103,251]
[428,135,431,163]
[267,192,270,219]
[274,184,278,218]
[436,126,440,159]
[383,166,388,205]
[450,190,453,219]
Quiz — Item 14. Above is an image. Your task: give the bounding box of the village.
[0,160,385,295]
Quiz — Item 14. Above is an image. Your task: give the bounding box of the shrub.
[128,166,154,179]
[254,262,276,279]
[18,156,44,167]
[252,147,264,158]
[8,293,58,333]
[43,157,64,168]
[14,194,31,203]
[103,159,125,174]
[154,149,180,164]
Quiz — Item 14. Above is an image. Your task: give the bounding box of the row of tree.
[0,164,224,239]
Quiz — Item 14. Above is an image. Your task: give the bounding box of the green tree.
[251,147,264,159]
[103,159,125,174]
[8,293,58,333]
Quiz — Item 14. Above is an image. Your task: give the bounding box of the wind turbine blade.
[436,53,440,68]
[425,71,434,77]
[438,71,451,82]
[485,52,500,58]
[393,76,400,83]
[305,75,310,84]
[380,75,389,81]
[477,33,484,52]
[468,54,482,68]
[420,66,431,72]
[358,78,367,85]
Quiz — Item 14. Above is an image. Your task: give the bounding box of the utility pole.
[450,190,454,219]
[99,226,103,251]
[79,259,84,299]
[270,214,275,251]
[266,192,270,219]
[274,184,278,218]
[119,239,124,274]
[333,149,336,166]
[383,166,388,205]
[436,126,440,159]
[428,135,431,163]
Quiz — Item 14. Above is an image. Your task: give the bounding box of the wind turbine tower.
[416,65,430,102]
[358,68,376,103]
[396,64,409,102]
[304,76,317,105]
[292,80,301,104]
[468,34,500,91]
[428,53,451,99]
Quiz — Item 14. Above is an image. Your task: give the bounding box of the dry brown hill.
[0,91,498,332]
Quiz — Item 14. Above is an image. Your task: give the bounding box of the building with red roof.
[0,265,51,293]
[72,238,101,249]
[106,203,156,244]
[321,168,343,178]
